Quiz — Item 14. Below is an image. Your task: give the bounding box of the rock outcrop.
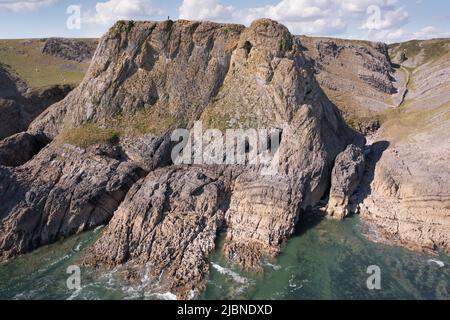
[0,64,27,99]
[298,36,400,134]
[357,39,450,254]
[85,166,231,299]
[41,38,98,62]
[0,19,362,298]
[0,132,49,167]
[1,19,448,300]
[327,145,365,219]
[0,143,145,261]
[30,20,245,138]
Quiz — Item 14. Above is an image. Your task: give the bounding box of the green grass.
[401,65,415,92]
[381,101,450,142]
[390,38,450,65]
[0,39,93,89]
[108,20,135,38]
[422,40,450,62]
[58,107,183,148]
[57,123,119,148]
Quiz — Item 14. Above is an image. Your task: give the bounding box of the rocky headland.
[0,19,448,299]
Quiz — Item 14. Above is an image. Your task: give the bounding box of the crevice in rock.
[353,141,390,207]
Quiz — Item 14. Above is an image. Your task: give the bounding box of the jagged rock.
[316,40,343,62]
[356,119,381,136]
[358,73,395,94]
[30,20,245,138]
[41,38,97,62]
[84,166,231,299]
[299,36,398,131]
[327,145,365,219]
[63,19,361,299]
[360,116,450,254]
[119,133,173,171]
[0,18,448,300]
[357,39,450,254]
[0,143,145,261]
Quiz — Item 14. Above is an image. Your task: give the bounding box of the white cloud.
[83,0,164,26]
[340,0,398,13]
[370,26,450,43]
[412,26,450,39]
[179,0,233,20]
[0,0,56,12]
[372,28,406,42]
[361,6,408,30]
[178,0,409,36]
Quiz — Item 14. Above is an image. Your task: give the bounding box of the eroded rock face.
[84,166,231,299]
[0,143,144,261]
[359,120,450,253]
[327,145,365,219]
[62,19,361,298]
[30,20,245,138]
[299,36,398,134]
[1,19,364,299]
[356,39,450,254]
[41,38,98,62]
[0,64,27,99]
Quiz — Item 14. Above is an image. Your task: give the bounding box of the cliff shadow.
[293,208,327,237]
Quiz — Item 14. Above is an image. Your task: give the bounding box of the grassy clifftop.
[0,38,97,89]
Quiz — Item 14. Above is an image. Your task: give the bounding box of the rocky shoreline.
[0,19,448,299]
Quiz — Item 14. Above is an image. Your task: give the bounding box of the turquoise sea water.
[0,216,448,300]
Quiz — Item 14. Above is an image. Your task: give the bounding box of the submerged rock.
[84,166,230,299]
[41,38,98,62]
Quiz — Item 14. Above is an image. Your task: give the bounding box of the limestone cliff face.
[0,19,362,298]
[0,143,144,261]
[301,36,450,256]
[30,20,245,138]
[299,36,401,134]
[357,39,450,253]
[2,19,447,299]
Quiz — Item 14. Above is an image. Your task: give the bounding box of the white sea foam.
[149,292,177,300]
[74,243,82,252]
[427,259,445,267]
[94,225,105,232]
[211,263,247,284]
[265,262,282,271]
[67,287,82,300]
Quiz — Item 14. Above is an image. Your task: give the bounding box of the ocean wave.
[427,259,445,268]
[147,292,177,300]
[211,263,247,284]
[265,262,282,271]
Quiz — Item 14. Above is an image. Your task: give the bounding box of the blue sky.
[0,0,449,42]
